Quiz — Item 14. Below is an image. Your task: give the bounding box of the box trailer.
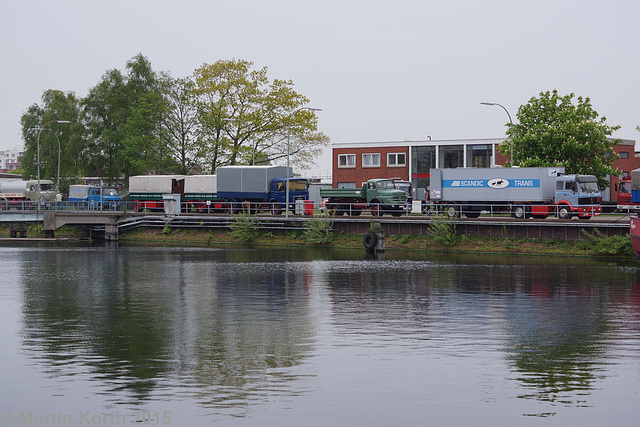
[428,167,602,219]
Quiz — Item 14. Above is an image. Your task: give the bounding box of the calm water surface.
[1,243,639,426]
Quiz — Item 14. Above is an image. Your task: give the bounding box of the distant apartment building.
[330,138,640,202]
[0,145,24,173]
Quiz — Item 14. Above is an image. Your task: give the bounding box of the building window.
[438,145,464,168]
[387,153,406,167]
[338,154,356,168]
[620,152,629,159]
[467,144,493,168]
[362,153,380,167]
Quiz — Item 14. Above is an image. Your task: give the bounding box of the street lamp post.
[34,120,70,210]
[285,107,322,218]
[481,102,513,166]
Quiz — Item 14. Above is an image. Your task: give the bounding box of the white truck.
[0,179,59,209]
[427,167,602,219]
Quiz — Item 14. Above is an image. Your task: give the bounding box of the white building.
[0,145,24,173]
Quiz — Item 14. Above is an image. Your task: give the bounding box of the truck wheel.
[465,211,480,218]
[511,205,526,219]
[363,232,378,250]
[371,202,382,217]
[271,203,281,215]
[445,204,460,218]
[351,209,362,216]
[133,200,143,212]
[557,206,572,220]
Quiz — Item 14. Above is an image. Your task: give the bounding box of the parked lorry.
[127,166,309,214]
[128,175,186,212]
[614,169,640,211]
[68,184,121,209]
[0,179,59,209]
[216,165,309,214]
[427,167,602,219]
[319,178,408,216]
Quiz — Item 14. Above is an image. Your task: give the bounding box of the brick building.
[331,138,639,202]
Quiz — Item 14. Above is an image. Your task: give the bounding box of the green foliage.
[302,213,335,245]
[501,90,620,188]
[23,55,327,182]
[163,224,172,235]
[427,214,461,247]
[20,90,83,182]
[576,229,633,256]
[228,209,261,242]
[192,59,328,172]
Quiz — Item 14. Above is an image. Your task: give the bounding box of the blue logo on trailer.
[443,179,540,189]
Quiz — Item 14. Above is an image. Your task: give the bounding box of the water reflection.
[10,244,640,423]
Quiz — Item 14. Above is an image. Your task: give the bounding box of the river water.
[1,243,639,426]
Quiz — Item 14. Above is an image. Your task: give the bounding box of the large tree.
[501,90,620,188]
[158,76,205,174]
[82,54,165,182]
[192,59,328,173]
[20,89,84,188]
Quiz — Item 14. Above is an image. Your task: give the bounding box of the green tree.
[501,90,620,188]
[20,90,83,186]
[82,53,165,182]
[158,76,206,174]
[192,59,328,173]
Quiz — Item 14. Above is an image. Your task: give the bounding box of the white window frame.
[387,152,406,167]
[338,154,356,168]
[362,153,381,168]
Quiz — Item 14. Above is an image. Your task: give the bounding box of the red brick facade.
[333,146,410,187]
[331,139,640,203]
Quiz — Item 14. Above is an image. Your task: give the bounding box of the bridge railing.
[0,200,123,212]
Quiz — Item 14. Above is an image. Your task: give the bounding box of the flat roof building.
[330,138,639,202]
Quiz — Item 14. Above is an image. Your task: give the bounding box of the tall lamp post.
[285,107,322,218]
[34,120,70,210]
[481,102,513,166]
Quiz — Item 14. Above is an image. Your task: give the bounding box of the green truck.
[320,179,408,216]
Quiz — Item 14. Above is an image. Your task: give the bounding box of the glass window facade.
[467,144,493,168]
[438,145,463,168]
[411,146,436,197]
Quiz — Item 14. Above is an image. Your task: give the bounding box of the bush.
[427,214,461,247]
[578,229,633,256]
[302,213,335,245]
[229,209,261,242]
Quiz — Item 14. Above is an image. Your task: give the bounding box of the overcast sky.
[2,0,638,177]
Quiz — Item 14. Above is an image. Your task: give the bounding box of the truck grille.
[390,196,406,203]
[578,197,599,205]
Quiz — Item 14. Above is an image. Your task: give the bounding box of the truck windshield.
[289,180,308,191]
[578,181,600,193]
[103,188,119,196]
[39,183,53,191]
[376,180,396,190]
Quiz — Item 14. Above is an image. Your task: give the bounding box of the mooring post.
[363,221,385,254]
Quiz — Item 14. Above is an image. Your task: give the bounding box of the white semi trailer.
[427,167,602,219]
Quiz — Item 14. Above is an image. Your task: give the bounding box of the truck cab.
[69,184,122,210]
[270,178,309,213]
[393,180,413,213]
[553,175,602,219]
[363,179,408,216]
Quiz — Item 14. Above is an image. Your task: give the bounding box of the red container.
[304,200,314,216]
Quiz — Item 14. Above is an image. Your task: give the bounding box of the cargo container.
[427,167,602,219]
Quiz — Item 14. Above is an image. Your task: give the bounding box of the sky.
[2,0,639,178]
